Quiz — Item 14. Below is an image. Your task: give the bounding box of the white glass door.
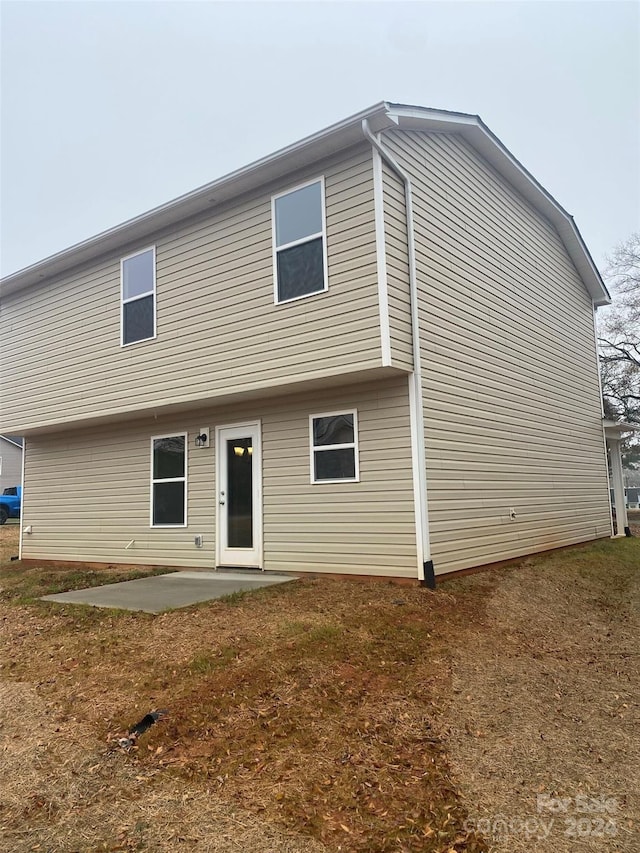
[216,422,262,568]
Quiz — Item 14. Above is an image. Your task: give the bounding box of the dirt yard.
[0,525,638,852]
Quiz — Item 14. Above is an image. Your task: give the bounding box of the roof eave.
[603,420,640,435]
[386,105,610,307]
[1,101,610,308]
[0,102,396,296]
[0,435,24,448]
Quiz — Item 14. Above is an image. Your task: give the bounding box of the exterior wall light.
[195,429,209,447]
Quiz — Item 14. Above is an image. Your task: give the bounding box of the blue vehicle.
[0,486,21,525]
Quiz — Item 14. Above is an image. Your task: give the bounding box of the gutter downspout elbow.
[361,119,434,588]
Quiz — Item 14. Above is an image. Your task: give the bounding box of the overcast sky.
[1,0,639,277]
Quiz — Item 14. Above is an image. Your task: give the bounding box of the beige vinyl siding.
[381,161,413,371]
[21,376,418,578]
[0,439,22,493]
[1,145,381,433]
[383,129,611,574]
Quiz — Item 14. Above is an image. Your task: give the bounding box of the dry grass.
[0,682,326,853]
[1,523,639,852]
[444,539,640,852]
[0,591,484,852]
[0,522,19,563]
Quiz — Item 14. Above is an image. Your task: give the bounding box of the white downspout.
[592,303,616,537]
[18,438,26,560]
[362,119,434,587]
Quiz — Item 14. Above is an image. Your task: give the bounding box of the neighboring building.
[623,468,640,488]
[605,421,639,537]
[611,487,640,510]
[0,435,23,494]
[0,102,617,581]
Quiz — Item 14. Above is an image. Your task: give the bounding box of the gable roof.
[0,435,23,448]
[0,102,610,306]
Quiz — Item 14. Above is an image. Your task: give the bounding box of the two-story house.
[0,102,616,584]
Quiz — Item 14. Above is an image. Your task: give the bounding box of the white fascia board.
[387,105,611,308]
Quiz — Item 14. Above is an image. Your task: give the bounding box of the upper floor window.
[310,410,359,483]
[121,247,156,345]
[273,178,327,303]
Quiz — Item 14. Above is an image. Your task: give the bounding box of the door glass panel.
[226,437,253,548]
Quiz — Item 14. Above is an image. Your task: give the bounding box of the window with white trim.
[273,178,327,303]
[151,434,187,526]
[122,247,156,345]
[310,411,359,483]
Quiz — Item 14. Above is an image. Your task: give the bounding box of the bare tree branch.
[599,233,640,430]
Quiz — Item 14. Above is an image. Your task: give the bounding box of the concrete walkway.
[41,571,296,614]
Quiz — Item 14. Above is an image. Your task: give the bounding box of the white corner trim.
[372,148,392,367]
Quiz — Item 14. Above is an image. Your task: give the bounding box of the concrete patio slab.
[41,570,296,614]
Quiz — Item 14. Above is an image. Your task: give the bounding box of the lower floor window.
[151,434,187,525]
[310,411,358,483]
